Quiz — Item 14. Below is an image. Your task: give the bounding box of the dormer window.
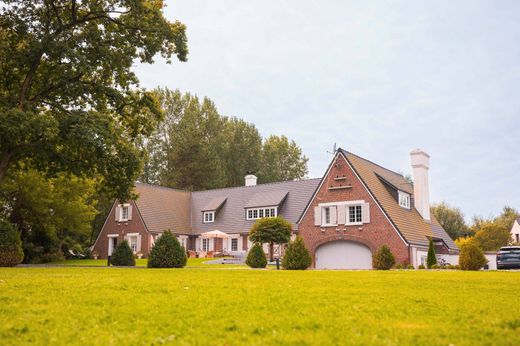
[398,191,411,209]
[203,211,215,223]
[246,207,277,220]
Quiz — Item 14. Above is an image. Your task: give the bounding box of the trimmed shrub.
[110,240,135,266]
[0,220,23,267]
[406,264,414,269]
[427,238,437,269]
[394,263,404,269]
[454,264,460,270]
[148,230,187,268]
[372,245,395,270]
[418,264,426,269]
[459,243,487,271]
[282,236,311,270]
[431,264,440,269]
[246,242,267,268]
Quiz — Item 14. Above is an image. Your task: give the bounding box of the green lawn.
[0,268,519,345]
[49,257,246,268]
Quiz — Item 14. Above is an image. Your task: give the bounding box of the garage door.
[315,241,372,269]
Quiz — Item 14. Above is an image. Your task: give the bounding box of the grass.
[0,268,519,345]
[49,257,246,268]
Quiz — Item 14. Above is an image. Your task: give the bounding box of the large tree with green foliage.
[259,135,308,183]
[431,202,471,240]
[473,222,511,251]
[0,0,188,201]
[249,217,292,261]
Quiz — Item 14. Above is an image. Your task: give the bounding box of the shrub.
[148,230,187,268]
[372,245,395,270]
[406,264,414,269]
[431,264,440,269]
[394,263,404,269]
[447,264,455,270]
[459,243,487,271]
[418,264,426,269]
[427,238,437,269]
[282,236,311,270]
[246,242,267,268]
[0,220,23,267]
[110,240,135,266]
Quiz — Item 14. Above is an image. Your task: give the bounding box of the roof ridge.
[135,182,190,193]
[191,178,322,194]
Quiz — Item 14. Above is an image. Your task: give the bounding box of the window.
[129,235,138,253]
[203,211,215,223]
[516,234,519,243]
[202,238,210,251]
[231,238,238,252]
[348,205,362,224]
[246,207,278,220]
[398,191,411,209]
[324,207,331,224]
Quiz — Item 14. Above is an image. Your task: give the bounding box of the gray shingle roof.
[191,179,321,235]
[244,190,288,208]
[202,197,227,211]
[431,216,458,251]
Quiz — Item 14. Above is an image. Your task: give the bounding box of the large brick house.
[92,148,457,268]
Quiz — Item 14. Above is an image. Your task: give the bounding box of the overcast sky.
[134,0,520,222]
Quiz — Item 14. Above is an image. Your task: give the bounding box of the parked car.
[496,246,520,269]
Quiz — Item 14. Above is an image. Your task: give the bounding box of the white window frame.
[398,191,411,209]
[107,234,118,256]
[321,206,336,227]
[127,233,139,253]
[203,211,215,223]
[347,205,363,225]
[231,238,238,252]
[246,207,278,220]
[202,238,210,252]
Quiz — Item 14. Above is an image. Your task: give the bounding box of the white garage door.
[315,241,373,269]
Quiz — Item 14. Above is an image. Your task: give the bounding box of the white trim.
[398,190,411,209]
[203,211,215,223]
[246,206,278,220]
[318,200,365,207]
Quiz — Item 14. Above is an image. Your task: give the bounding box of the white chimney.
[410,149,430,222]
[245,174,257,186]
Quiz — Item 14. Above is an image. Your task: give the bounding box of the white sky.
[134,0,520,222]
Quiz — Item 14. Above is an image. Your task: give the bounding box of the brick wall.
[92,200,152,259]
[298,154,410,267]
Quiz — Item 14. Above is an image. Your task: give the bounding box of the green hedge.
[246,242,267,268]
[110,240,135,266]
[282,236,311,270]
[148,230,187,268]
[372,245,395,270]
[459,243,487,271]
[0,220,23,267]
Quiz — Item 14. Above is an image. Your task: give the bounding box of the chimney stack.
[410,149,430,222]
[245,174,257,186]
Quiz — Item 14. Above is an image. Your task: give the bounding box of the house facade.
[511,218,520,244]
[92,148,458,268]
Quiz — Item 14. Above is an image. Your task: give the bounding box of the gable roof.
[134,184,191,234]
[202,197,228,211]
[191,179,321,235]
[340,149,456,249]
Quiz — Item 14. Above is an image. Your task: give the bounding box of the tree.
[0,168,97,263]
[473,222,511,251]
[282,236,312,270]
[372,245,395,270]
[494,206,520,231]
[0,219,23,267]
[426,238,437,268]
[249,217,292,261]
[148,230,187,268]
[258,135,308,183]
[0,0,188,201]
[459,243,487,271]
[245,242,267,268]
[110,240,135,266]
[431,202,471,239]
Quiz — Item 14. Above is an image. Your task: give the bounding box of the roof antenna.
[326,143,337,155]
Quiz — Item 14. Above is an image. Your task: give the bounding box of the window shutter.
[128,205,133,220]
[314,206,322,226]
[362,203,370,223]
[137,234,141,252]
[337,205,346,225]
[115,205,121,222]
[330,206,337,225]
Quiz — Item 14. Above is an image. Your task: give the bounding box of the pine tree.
[427,238,437,269]
[372,245,396,270]
[245,243,267,268]
[148,230,187,268]
[282,236,312,270]
[110,240,135,266]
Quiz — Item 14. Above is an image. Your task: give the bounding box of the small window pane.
[231,238,238,251]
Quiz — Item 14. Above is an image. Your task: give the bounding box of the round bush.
[418,264,426,269]
[431,264,440,269]
[246,242,267,268]
[282,236,311,270]
[372,245,395,270]
[0,220,23,267]
[406,264,414,269]
[148,230,187,268]
[459,243,487,271]
[110,240,135,266]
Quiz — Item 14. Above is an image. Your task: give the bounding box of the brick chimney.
[410,149,430,222]
[245,174,257,186]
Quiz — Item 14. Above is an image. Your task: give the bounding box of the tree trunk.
[0,150,13,183]
[269,242,274,262]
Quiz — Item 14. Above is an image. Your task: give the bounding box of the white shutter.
[362,203,370,224]
[337,205,346,225]
[115,205,122,221]
[314,206,322,226]
[137,234,141,252]
[127,205,133,220]
[330,206,337,225]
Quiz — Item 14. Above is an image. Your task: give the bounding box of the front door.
[108,236,118,256]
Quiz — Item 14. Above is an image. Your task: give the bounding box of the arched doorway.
[315,240,373,269]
